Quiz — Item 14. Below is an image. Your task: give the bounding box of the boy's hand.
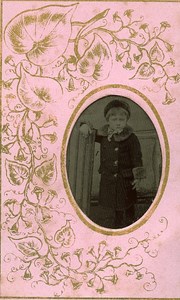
[79,124,92,138]
[132,179,141,191]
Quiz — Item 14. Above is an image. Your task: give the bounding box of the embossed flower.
[133,53,142,63]
[40,270,49,283]
[163,92,175,105]
[126,269,134,276]
[96,286,105,294]
[164,42,174,52]
[160,21,171,30]
[113,12,122,23]
[124,9,134,18]
[129,29,138,38]
[74,248,83,258]
[67,78,75,92]
[116,52,125,62]
[4,198,21,215]
[136,272,143,280]
[4,55,15,66]
[32,186,44,201]
[1,144,11,155]
[43,257,53,268]
[172,73,180,83]
[45,190,58,205]
[139,23,149,31]
[42,115,58,128]
[71,278,83,290]
[2,123,13,136]
[14,149,26,162]
[42,132,58,144]
[9,222,19,234]
[23,268,32,280]
[87,246,96,257]
[3,79,14,89]
[123,58,135,70]
[112,274,118,284]
[41,206,51,223]
[166,58,175,67]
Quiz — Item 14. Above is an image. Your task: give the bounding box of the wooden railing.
[67,129,96,216]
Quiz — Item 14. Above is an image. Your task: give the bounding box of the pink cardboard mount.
[1,0,180,299]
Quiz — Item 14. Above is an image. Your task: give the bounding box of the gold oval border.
[61,84,170,236]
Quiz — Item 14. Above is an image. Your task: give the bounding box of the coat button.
[114,173,118,178]
[114,147,118,151]
[114,160,118,166]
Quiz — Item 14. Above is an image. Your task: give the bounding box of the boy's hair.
[104,100,130,120]
[105,107,129,121]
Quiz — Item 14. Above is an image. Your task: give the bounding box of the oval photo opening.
[66,95,162,229]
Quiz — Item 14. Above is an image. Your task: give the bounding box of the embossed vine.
[3,4,180,104]
[2,3,170,296]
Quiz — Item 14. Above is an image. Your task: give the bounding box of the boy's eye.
[110,116,126,121]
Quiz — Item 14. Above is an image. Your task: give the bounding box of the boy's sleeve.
[95,130,103,143]
[130,134,146,179]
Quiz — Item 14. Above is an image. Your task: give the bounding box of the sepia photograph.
[67,95,162,229]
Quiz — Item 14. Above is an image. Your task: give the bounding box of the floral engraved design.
[77,34,113,81]
[4,4,78,65]
[2,3,171,297]
[3,5,179,103]
[18,67,62,112]
[3,211,168,295]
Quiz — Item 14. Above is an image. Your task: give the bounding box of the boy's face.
[108,114,128,131]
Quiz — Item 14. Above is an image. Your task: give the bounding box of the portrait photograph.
[67,95,162,229]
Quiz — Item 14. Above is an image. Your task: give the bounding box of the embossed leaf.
[5,4,78,65]
[131,63,155,80]
[5,159,29,185]
[18,67,62,112]
[9,236,42,257]
[35,154,57,185]
[54,221,75,247]
[149,42,165,62]
[77,34,113,81]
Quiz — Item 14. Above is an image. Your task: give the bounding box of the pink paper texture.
[1,1,180,298]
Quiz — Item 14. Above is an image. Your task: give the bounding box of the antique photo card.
[1,0,180,299]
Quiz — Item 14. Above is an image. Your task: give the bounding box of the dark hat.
[104,99,130,119]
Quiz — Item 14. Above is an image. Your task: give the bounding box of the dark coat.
[95,125,143,211]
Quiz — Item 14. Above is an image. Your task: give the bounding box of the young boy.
[80,98,145,229]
